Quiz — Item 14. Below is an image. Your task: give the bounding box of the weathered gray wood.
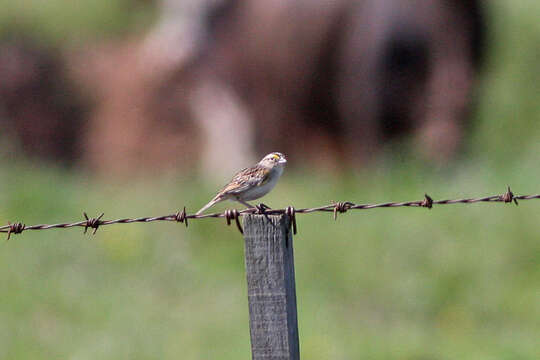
[243,214,300,360]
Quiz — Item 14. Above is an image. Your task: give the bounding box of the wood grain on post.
[243,214,300,360]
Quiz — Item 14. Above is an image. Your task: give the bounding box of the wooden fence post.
[243,214,300,360]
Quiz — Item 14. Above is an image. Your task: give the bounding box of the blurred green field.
[0,0,539,359]
[0,0,155,43]
[1,158,539,359]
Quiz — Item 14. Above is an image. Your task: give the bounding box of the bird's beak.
[279,157,287,164]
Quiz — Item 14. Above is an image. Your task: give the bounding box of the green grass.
[0,0,539,358]
[471,0,540,167]
[0,0,156,44]
[0,156,539,359]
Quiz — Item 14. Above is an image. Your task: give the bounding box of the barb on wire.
[6,222,25,241]
[333,201,353,220]
[84,212,104,235]
[173,207,188,227]
[1,186,538,239]
[420,194,433,209]
[500,186,518,205]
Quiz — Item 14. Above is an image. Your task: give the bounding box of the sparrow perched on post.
[196,152,287,215]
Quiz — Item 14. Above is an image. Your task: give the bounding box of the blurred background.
[0,0,538,359]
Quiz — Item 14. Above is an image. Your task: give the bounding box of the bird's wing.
[218,165,270,196]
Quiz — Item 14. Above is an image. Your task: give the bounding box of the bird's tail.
[195,196,223,215]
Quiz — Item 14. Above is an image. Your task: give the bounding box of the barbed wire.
[1,186,538,239]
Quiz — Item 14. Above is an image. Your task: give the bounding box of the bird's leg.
[253,203,274,226]
[236,199,256,210]
[254,203,271,215]
[256,203,271,211]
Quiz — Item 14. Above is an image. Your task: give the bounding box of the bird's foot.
[255,203,271,214]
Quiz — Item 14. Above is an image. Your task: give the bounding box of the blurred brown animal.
[0,34,86,163]
[205,0,483,166]
[79,0,484,177]
[0,0,484,178]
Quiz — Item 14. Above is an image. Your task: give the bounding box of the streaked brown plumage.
[196,152,287,214]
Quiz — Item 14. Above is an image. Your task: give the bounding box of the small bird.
[196,152,287,215]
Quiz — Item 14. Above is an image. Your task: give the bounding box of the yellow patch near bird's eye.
[272,154,280,160]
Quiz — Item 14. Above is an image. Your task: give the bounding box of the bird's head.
[259,152,287,168]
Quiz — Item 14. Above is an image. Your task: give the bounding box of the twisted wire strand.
[1,187,538,238]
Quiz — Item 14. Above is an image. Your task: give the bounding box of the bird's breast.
[240,169,281,201]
